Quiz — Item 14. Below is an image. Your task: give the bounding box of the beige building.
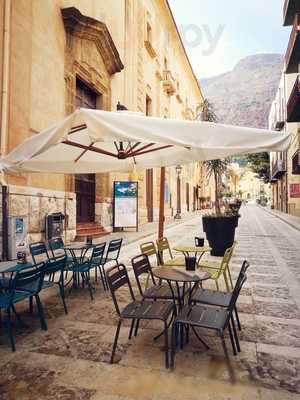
[0,0,206,253]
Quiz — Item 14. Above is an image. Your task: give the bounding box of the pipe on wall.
[1,0,11,157]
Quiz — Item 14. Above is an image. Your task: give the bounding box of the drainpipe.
[1,0,11,157]
[1,0,11,260]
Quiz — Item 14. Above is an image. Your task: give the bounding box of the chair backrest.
[131,254,156,296]
[44,256,67,277]
[12,262,45,296]
[228,261,249,311]
[105,239,122,262]
[48,237,66,259]
[106,263,135,315]
[91,242,106,264]
[156,237,173,261]
[30,242,50,264]
[140,241,159,265]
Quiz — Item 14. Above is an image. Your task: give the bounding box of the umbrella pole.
[158,166,165,240]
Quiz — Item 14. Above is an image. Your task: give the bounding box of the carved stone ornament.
[61,7,124,75]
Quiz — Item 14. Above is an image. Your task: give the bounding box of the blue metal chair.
[42,256,68,314]
[29,242,50,264]
[100,239,123,290]
[0,263,47,351]
[89,243,106,288]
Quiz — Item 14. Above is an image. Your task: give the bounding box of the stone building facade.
[0,0,206,253]
[268,0,300,217]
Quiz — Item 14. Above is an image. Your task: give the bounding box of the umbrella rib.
[129,143,156,157]
[125,142,141,155]
[132,144,173,157]
[62,140,119,158]
[74,142,95,163]
[68,124,87,134]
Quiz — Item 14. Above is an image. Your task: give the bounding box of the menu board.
[113,181,138,229]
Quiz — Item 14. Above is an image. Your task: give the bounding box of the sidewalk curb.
[259,206,300,233]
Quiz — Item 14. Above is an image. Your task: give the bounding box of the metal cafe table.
[153,266,211,308]
[63,243,94,289]
[173,246,211,266]
[0,260,33,274]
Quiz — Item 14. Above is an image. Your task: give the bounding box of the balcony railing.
[271,159,287,180]
[292,149,300,174]
[284,0,300,26]
[285,13,300,73]
[287,76,300,122]
[162,70,176,96]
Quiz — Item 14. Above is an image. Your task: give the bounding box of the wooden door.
[75,174,95,222]
[75,79,98,223]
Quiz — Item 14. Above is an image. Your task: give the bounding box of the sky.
[168,0,291,78]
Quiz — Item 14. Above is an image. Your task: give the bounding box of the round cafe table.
[173,246,211,265]
[153,266,211,308]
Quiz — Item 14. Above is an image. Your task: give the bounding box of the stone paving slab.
[1,205,300,399]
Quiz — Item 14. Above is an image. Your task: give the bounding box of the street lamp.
[174,165,182,219]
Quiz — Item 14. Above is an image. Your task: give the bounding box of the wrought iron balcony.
[292,149,300,174]
[283,0,300,26]
[271,159,287,180]
[287,76,300,122]
[285,13,300,73]
[162,70,176,96]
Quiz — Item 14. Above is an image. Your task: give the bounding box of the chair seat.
[0,290,32,308]
[163,257,185,267]
[199,260,221,270]
[176,304,228,332]
[144,283,185,300]
[121,300,173,321]
[192,287,231,307]
[0,277,10,289]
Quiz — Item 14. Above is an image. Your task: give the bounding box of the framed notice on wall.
[113,181,138,231]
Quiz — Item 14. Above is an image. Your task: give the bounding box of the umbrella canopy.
[0,108,291,174]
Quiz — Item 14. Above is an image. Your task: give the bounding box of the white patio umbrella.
[0,108,291,237]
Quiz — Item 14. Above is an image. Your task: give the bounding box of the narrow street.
[1,205,300,399]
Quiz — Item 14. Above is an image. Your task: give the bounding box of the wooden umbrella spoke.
[131,144,173,157]
[74,142,95,163]
[125,142,141,155]
[62,140,119,158]
[128,143,155,157]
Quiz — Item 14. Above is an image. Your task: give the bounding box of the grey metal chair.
[191,260,250,330]
[171,268,248,370]
[107,263,174,368]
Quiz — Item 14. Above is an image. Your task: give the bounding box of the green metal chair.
[156,237,185,267]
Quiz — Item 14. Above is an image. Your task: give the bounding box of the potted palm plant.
[198,100,240,256]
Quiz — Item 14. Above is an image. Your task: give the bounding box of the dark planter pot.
[202,215,239,257]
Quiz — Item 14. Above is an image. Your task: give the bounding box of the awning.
[0,108,291,174]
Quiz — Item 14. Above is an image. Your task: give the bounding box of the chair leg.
[98,267,106,291]
[5,307,15,352]
[29,296,33,313]
[170,322,177,369]
[215,280,219,291]
[230,316,241,352]
[95,267,98,283]
[234,307,242,331]
[129,319,135,339]
[223,273,230,292]
[111,319,122,364]
[164,321,169,369]
[59,282,68,314]
[35,295,47,331]
[227,322,237,356]
[227,268,234,289]
[134,319,140,337]
[84,272,94,300]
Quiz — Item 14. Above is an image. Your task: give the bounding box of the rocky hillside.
[200,54,284,129]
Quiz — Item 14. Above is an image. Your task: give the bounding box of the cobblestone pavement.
[1,205,300,399]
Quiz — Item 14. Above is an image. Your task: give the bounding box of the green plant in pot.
[198,100,240,257]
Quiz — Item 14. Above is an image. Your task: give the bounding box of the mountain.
[200,54,284,129]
